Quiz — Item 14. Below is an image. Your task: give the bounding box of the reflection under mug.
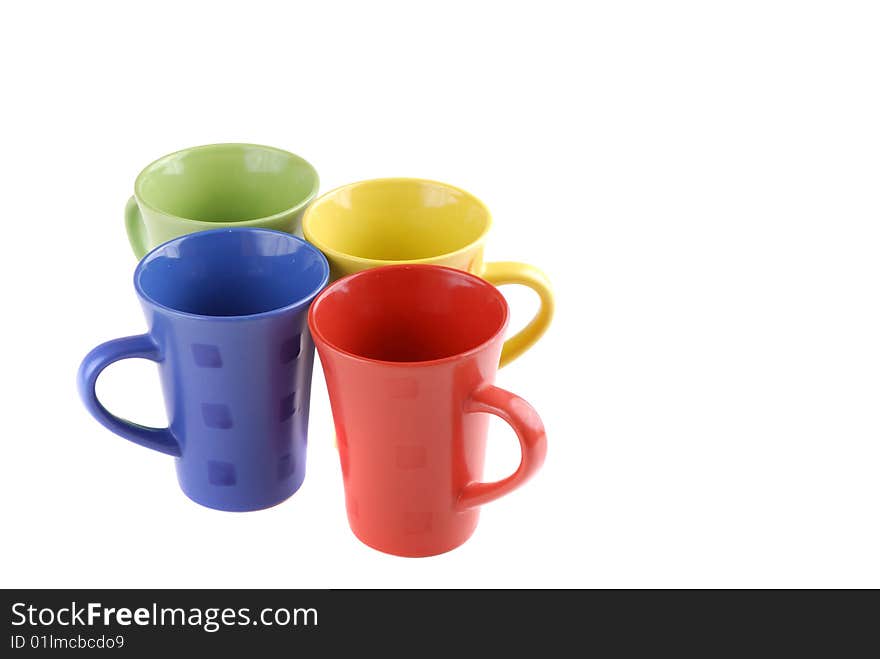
[125,143,319,258]
[302,178,553,367]
[309,264,547,556]
[77,228,329,511]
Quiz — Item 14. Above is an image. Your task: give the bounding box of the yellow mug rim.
[302,177,493,267]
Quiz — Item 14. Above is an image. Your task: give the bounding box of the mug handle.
[480,261,554,367]
[77,334,181,457]
[125,196,149,259]
[455,384,547,511]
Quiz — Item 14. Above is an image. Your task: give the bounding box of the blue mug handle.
[77,334,181,457]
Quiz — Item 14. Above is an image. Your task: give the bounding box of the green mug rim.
[133,143,320,226]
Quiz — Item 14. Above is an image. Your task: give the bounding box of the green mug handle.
[125,196,149,259]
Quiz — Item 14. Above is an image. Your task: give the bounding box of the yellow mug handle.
[480,261,554,367]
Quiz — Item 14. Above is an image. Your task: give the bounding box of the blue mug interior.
[135,229,329,317]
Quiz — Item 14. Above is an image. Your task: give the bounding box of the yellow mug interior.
[303,179,491,262]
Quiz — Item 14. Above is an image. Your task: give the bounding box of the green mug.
[125,143,319,258]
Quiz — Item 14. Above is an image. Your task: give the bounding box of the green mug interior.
[135,144,319,222]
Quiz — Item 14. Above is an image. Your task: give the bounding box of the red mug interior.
[309,265,508,363]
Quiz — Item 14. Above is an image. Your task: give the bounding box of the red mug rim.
[308,264,510,367]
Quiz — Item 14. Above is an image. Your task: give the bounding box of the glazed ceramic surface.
[309,265,547,557]
[125,144,319,258]
[302,178,553,366]
[78,229,329,511]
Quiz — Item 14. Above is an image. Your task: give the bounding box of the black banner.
[1,590,874,653]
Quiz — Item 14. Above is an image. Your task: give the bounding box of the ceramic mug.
[125,143,319,258]
[309,264,547,556]
[302,178,553,366]
[77,228,329,511]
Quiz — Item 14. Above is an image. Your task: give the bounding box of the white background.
[1,1,878,588]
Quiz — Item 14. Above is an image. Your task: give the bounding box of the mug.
[125,143,319,258]
[309,264,547,556]
[302,178,554,366]
[77,228,330,511]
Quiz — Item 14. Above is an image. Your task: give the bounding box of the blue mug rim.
[133,227,330,321]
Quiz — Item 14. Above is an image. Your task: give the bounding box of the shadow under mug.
[302,178,554,367]
[309,264,547,556]
[77,228,330,511]
[125,143,319,259]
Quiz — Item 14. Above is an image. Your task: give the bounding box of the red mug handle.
[456,384,548,510]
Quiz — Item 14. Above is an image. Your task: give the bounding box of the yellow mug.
[302,178,554,366]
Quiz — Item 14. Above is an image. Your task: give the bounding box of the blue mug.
[77,228,330,511]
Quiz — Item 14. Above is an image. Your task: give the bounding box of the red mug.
[309,264,547,557]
